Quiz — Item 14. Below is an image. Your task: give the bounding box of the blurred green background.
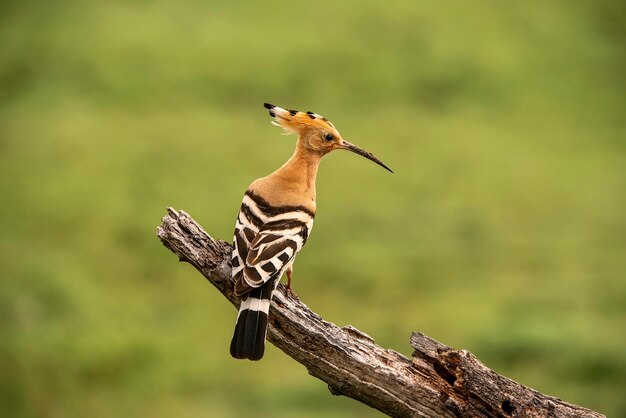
[1,0,624,417]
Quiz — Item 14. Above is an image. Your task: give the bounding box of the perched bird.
[229,103,392,360]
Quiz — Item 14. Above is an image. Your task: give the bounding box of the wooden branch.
[156,208,604,418]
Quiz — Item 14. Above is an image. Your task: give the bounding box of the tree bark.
[156,208,605,418]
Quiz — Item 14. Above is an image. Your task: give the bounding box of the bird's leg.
[286,266,298,298]
[286,267,293,289]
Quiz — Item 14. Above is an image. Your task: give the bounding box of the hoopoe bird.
[229,103,392,360]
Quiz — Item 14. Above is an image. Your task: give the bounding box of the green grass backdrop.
[1,1,624,417]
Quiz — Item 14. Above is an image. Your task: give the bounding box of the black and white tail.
[229,279,277,360]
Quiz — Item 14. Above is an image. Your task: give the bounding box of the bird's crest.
[263,103,334,135]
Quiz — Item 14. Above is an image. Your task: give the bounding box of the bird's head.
[264,103,392,173]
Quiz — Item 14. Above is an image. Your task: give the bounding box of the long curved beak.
[339,140,393,173]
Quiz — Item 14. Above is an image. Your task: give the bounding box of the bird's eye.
[324,133,334,141]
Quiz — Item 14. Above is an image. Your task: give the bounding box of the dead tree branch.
[156,208,604,418]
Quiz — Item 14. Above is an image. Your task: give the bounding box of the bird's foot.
[285,268,298,299]
[285,284,299,299]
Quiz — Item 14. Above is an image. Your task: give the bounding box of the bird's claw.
[285,285,299,299]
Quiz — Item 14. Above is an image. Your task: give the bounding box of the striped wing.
[234,222,307,296]
[232,191,314,297]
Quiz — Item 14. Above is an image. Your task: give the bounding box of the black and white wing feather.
[232,191,313,296]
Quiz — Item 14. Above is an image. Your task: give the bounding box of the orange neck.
[272,141,322,201]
